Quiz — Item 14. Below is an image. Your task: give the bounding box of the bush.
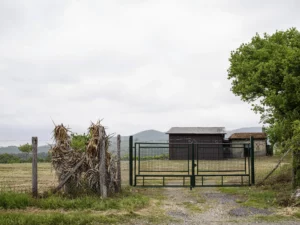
[70,133,90,152]
[0,192,30,209]
[0,154,21,163]
[0,153,51,163]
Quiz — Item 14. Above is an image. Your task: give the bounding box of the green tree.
[228,28,300,187]
[70,133,90,152]
[18,143,32,160]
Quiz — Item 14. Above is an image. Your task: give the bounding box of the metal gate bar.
[129,136,255,188]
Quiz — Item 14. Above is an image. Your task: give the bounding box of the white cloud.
[0,0,298,145]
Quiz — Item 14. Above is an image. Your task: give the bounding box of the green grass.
[255,211,300,223]
[0,189,149,211]
[294,212,300,219]
[0,187,174,225]
[182,201,203,213]
[220,186,276,208]
[0,192,30,209]
[0,211,137,225]
[255,214,291,222]
[220,155,294,208]
[0,188,172,224]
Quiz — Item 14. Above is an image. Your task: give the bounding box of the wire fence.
[0,163,57,193]
[0,138,129,194]
[0,138,292,192]
[254,151,292,185]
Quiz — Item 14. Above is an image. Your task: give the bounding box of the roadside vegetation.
[219,154,300,221]
[0,153,51,163]
[0,160,172,225]
[0,188,149,211]
[0,187,172,225]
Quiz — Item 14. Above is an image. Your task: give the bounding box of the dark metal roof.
[229,132,267,139]
[166,127,226,134]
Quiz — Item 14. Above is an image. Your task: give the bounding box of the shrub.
[0,192,30,209]
[0,154,21,163]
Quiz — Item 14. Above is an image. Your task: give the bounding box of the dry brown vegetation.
[50,121,119,195]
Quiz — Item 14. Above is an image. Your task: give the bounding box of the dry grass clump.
[49,121,119,196]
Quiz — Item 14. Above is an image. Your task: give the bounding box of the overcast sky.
[0,0,299,146]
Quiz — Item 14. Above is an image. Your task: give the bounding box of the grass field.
[0,163,57,192]
[0,155,296,224]
[0,161,131,192]
[0,155,291,191]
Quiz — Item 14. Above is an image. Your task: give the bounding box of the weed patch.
[255,214,290,222]
[0,211,134,225]
[0,189,149,211]
[0,192,30,209]
[182,201,203,213]
[220,187,276,208]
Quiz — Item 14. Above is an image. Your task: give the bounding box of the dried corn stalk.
[49,121,120,197]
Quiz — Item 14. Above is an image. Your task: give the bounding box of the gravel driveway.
[160,187,300,225]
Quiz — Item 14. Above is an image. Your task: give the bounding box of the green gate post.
[129,136,133,186]
[191,143,195,188]
[250,136,255,185]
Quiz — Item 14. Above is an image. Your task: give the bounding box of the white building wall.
[230,139,266,158]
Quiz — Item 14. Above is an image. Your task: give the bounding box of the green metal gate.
[129,136,255,188]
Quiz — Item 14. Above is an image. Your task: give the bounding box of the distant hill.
[1,128,264,156]
[225,127,263,139]
[0,145,50,154]
[133,129,168,142]
[109,129,167,155]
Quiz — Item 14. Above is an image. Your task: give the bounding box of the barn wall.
[169,134,224,143]
[230,140,247,158]
[169,134,224,160]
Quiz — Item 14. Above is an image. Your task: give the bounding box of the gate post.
[250,136,255,185]
[191,143,195,188]
[129,136,133,186]
[117,135,121,192]
[32,137,38,198]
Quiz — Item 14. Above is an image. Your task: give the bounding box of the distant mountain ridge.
[0,145,51,154]
[225,127,263,138]
[131,127,263,141]
[0,127,263,154]
[133,129,168,141]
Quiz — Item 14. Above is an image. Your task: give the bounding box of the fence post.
[250,136,255,185]
[117,135,121,192]
[99,127,107,198]
[191,143,195,188]
[129,136,133,186]
[32,137,38,198]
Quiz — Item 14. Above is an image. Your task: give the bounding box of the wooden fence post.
[99,126,107,198]
[250,136,255,185]
[117,135,121,192]
[32,137,38,198]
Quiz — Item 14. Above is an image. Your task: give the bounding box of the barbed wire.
[0,140,52,142]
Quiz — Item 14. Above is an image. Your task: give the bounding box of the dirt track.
[157,187,300,225]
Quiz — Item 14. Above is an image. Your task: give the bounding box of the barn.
[229,132,267,157]
[166,127,226,160]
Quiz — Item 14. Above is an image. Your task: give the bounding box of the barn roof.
[166,127,226,134]
[229,132,267,139]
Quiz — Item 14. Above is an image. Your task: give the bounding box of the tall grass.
[0,212,134,225]
[220,156,294,207]
[0,189,149,211]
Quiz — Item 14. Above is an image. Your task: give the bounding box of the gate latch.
[194,163,197,167]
